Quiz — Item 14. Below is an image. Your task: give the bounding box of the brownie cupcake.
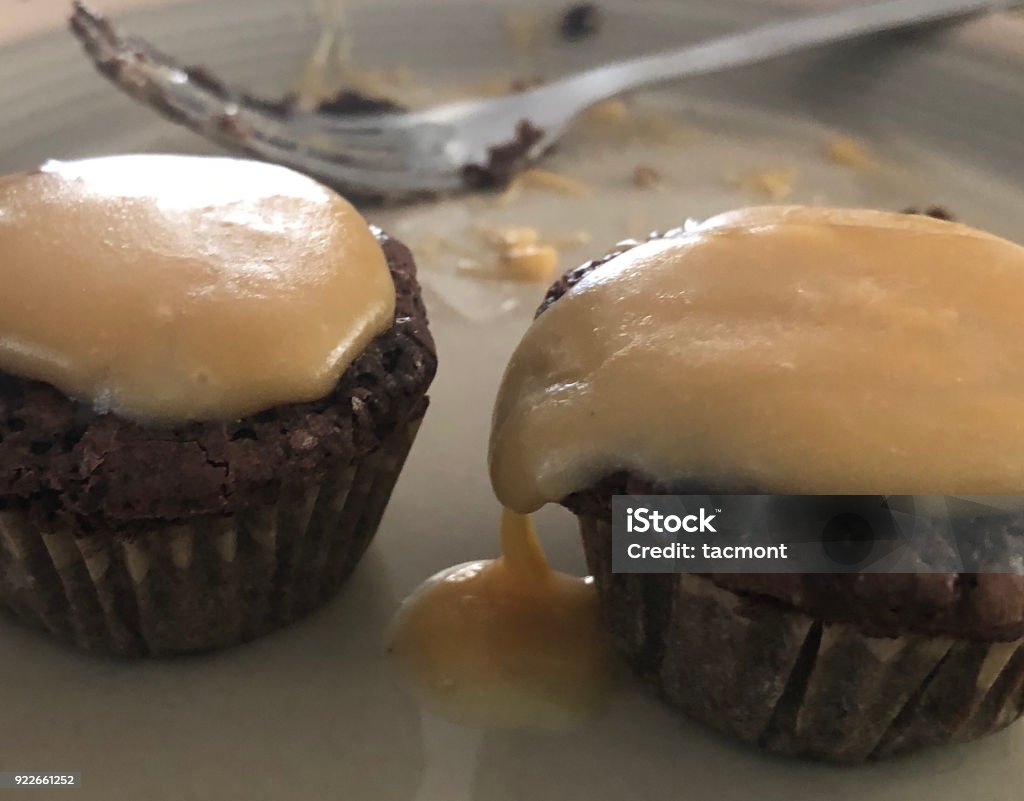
[0,155,436,656]
[490,206,1024,761]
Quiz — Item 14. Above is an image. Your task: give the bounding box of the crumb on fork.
[461,121,547,190]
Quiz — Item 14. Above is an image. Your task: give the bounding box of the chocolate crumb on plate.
[561,3,602,41]
[632,164,662,189]
[903,205,956,221]
[508,77,548,93]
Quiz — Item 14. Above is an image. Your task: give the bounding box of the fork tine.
[69,2,495,197]
[69,2,414,156]
[245,131,462,195]
[247,125,413,171]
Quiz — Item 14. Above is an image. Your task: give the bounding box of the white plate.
[1,2,1023,799]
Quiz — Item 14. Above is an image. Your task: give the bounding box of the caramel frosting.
[387,509,611,728]
[490,207,1024,513]
[0,155,394,422]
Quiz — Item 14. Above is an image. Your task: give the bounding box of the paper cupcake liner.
[578,515,1024,762]
[0,417,422,657]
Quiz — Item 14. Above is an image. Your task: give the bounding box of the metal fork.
[71,0,1017,199]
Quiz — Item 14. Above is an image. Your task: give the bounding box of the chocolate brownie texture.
[538,214,1024,643]
[565,474,1024,642]
[0,228,437,536]
[578,515,1024,762]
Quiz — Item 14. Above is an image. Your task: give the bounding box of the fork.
[70,0,1017,200]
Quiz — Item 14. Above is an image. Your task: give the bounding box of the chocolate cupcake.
[490,206,1024,761]
[0,155,436,656]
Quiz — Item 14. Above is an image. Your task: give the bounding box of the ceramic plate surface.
[1,2,1023,799]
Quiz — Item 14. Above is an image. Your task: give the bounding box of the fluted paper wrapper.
[0,418,422,657]
[578,515,1024,762]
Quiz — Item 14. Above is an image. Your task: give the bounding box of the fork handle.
[561,0,1017,104]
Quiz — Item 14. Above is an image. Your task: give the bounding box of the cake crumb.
[583,98,629,126]
[416,222,585,286]
[505,11,543,57]
[471,225,566,283]
[497,167,593,204]
[824,136,878,170]
[463,121,546,189]
[316,87,404,115]
[501,244,560,282]
[580,104,700,146]
[903,205,956,221]
[469,77,521,98]
[480,226,540,249]
[517,168,592,197]
[560,3,602,41]
[732,168,797,201]
[632,165,662,190]
[634,113,701,147]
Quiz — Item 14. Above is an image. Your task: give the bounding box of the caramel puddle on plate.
[387,509,612,729]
